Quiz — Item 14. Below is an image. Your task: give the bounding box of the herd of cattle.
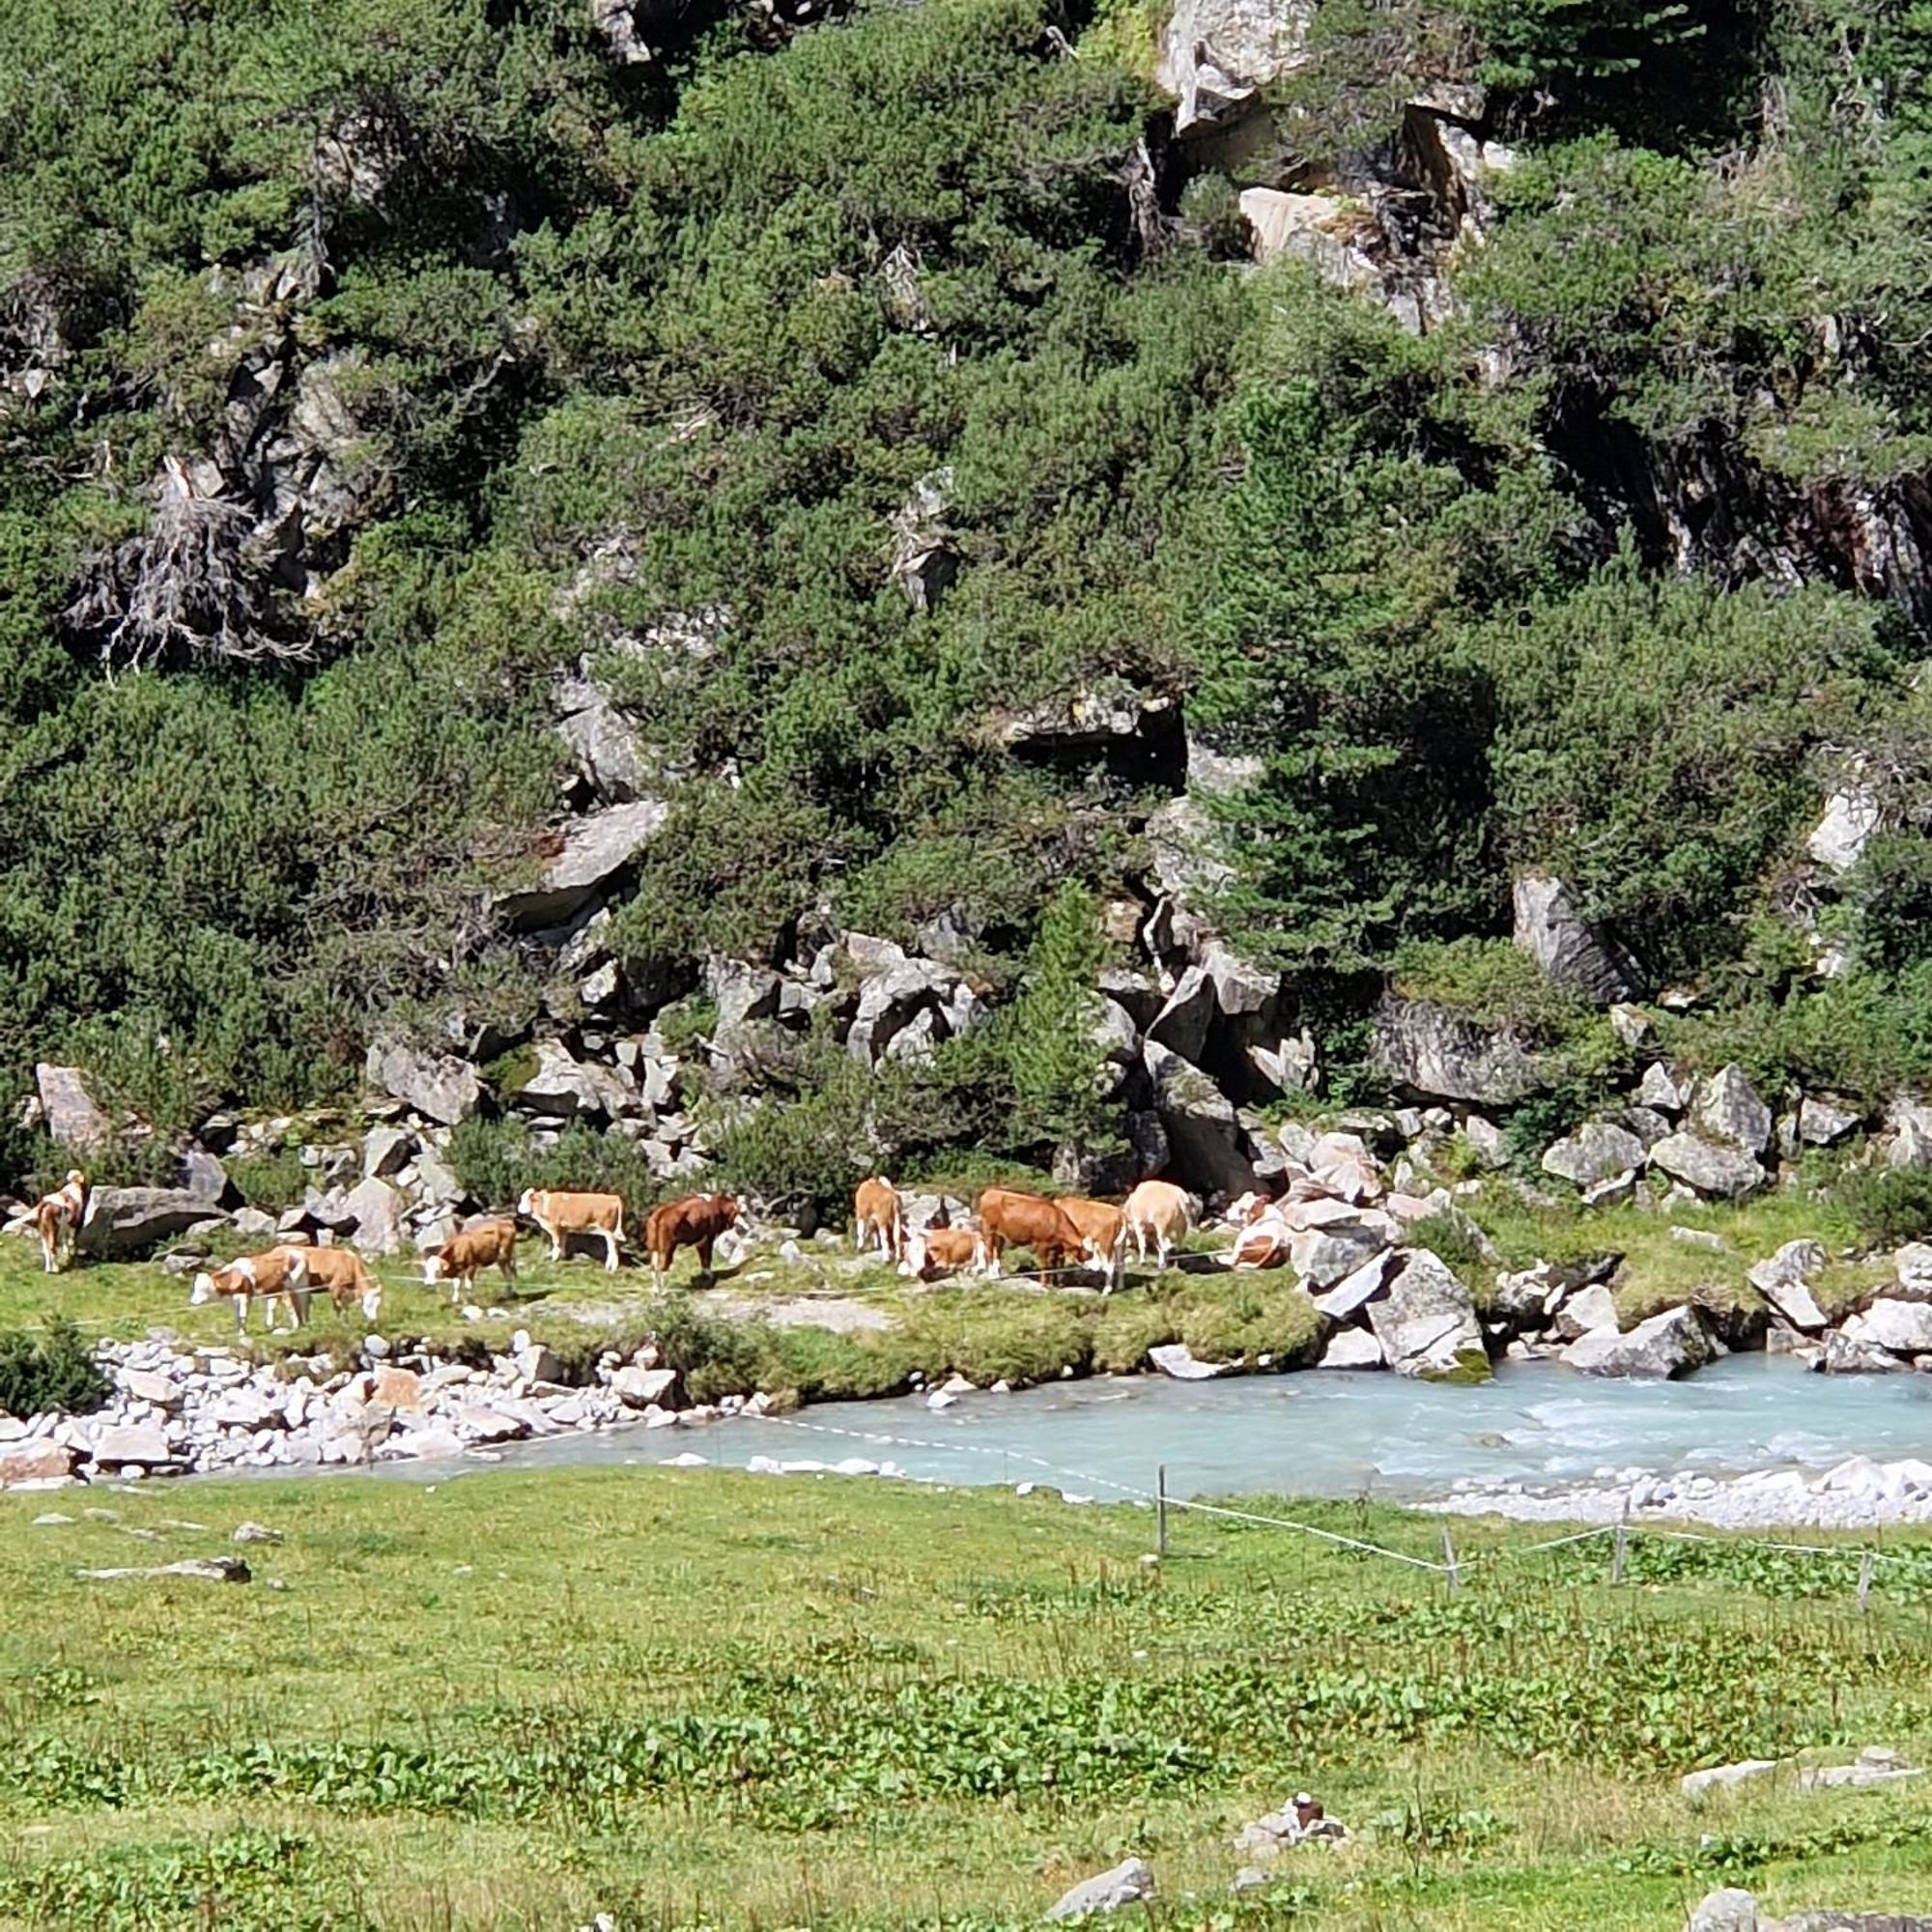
[23,1165,1211,1334]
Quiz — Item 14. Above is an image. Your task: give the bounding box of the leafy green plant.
[0,1317,108,1416]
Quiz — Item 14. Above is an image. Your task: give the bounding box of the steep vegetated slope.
[8,0,1932,1201]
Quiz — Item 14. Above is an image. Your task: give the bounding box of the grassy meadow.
[0,1466,1929,1928]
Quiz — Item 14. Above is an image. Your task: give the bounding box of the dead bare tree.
[64,455,312,674]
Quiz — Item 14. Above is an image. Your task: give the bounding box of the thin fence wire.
[740,1411,1932,1587]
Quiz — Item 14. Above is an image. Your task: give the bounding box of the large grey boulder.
[86,1423,178,1469]
[707,956,782,1036]
[1550,1281,1619,1341]
[342,1177,406,1255]
[1563,1304,1713,1379]
[1045,1857,1155,1921]
[1638,1062,1689,1113]
[1847,1298,1932,1357]
[1365,1250,1489,1381]
[555,677,650,802]
[1692,1065,1773,1154]
[1371,998,1547,1106]
[1798,1095,1862,1146]
[1747,1241,1829,1333]
[1317,1327,1385,1370]
[1542,1121,1646,1189]
[76,1188,224,1261]
[365,1040,481,1127]
[1146,965,1217,1064]
[1648,1133,1764,1200]
[504,1039,635,1121]
[1511,873,1637,1005]
[1157,0,1311,132]
[1143,1039,1257,1198]
[35,1064,113,1151]
[495,800,668,929]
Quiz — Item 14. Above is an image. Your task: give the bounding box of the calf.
[188,1247,310,1334]
[976,1188,1085,1280]
[1056,1197,1127,1293]
[900,1224,986,1280]
[34,1169,87,1274]
[852,1177,904,1263]
[1122,1179,1196,1271]
[297,1243,384,1321]
[645,1193,739,1290]
[423,1217,519,1304]
[518,1187,624,1272]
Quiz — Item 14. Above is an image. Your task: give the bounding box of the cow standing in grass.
[34,1169,87,1274]
[900,1225,986,1280]
[518,1188,624,1272]
[975,1188,1085,1280]
[296,1244,385,1322]
[645,1193,739,1290]
[1122,1179,1196,1271]
[423,1217,520,1303]
[1056,1197,1127,1293]
[853,1177,903,1264]
[189,1248,311,1333]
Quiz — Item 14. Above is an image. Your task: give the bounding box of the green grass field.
[0,1465,1929,1929]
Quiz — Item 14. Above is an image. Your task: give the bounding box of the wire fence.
[741,1409,1932,1601]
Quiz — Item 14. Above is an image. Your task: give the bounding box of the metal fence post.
[1441,1527,1461,1595]
[1859,1548,1875,1613]
[1156,1464,1168,1558]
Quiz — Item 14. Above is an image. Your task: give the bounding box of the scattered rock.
[1563,1305,1713,1379]
[87,1424,177,1469]
[0,1442,79,1485]
[1316,1328,1384,1370]
[1511,873,1638,1005]
[1799,1095,1862,1146]
[495,799,670,929]
[35,1063,113,1151]
[1542,1121,1646,1189]
[611,1365,678,1407]
[364,1039,482,1126]
[1371,997,1547,1106]
[1550,1281,1619,1341]
[1649,1133,1764,1200]
[1365,1249,1489,1381]
[1692,1065,1774,1154]
[1847,1298,1932,1356]
[232,1521,282,1545]
[1044,1857,1155,1921]
[76,1188,227,1261]
[1747,1242,1829,1333]
[77,1557,250,1584]
[1148,1343,1232,1380]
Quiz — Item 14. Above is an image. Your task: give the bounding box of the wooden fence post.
[1441,1526,1461,1595]
[1611,1508,1630,1587]
[1156,1464,1168,1558]
[1859,1548,1875,1613]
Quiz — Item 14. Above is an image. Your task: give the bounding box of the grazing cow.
[188,1247,310,1334]
[34,1169,87,1274]
[852,1177,904,1263]
[1122,1179,1197,1271]
[297,1243,384,1321]
[976,1188,1085,1280]
[1056,1197,1127,1292]
[645,1193,739,1290]
[423,1217,519,1304]
[517,1187,624,1272]
[900,1224,986,1280]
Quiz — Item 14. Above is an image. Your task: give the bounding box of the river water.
[462,1356,1932,1503]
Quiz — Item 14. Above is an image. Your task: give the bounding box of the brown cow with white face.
[296,1243,384,1322]
[34,1170,87,1274]
[853,1177,903,1263]
[1056,1197,1127,1293]
[188,1247,311,1333]
[423,1217,519,1304]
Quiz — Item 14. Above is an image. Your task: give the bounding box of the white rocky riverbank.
[1434,1452,1932,1532]
[0,1332,767,1486]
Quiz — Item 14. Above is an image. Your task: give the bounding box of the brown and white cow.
[900,1224,986,1280]
[423,1216,519,1304]
[1056,1197,1127,1292]
[1122,1179,1197,1271]
[34,1169,87,1274]
[852,1177,903,1264]
[188,1247,311,1334]
[976,1188,1085,1280]
[644,1193,739,1290]
[297,1243,384,1321]
[518,1188,624,1272]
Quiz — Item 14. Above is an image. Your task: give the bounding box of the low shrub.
[446,1119,666,1228]
[228,1149,307,1212]
[0,1318,109,1416]
[1833,1163,1932,1250]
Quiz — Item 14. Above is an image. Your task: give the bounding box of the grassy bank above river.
[1,1467,1931,1928]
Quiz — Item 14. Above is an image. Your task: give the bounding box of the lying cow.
[296,1243,384,1321]
[977,1188,1085,1280]
[853,1177,903,1263]
[34,1169,87,1274]
[518,1187,624,1272]
[900,1224,986,1280]
[423,1217,519,1304]
[1227,1203,1294,1271]
[1122,1179,1196,1271]
[189,1247,310,1334]
[645,1193,739,1290]
[1057,1197,1127,1292]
